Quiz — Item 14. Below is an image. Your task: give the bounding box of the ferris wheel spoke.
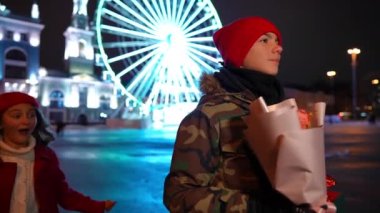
[146,83,161,105]
[180,1,206,30]
[174,0,185,23]
[108,43,160,63]
[185,25,218,38]
[128,55,163,98]
[113,0,157,30]
[133,73,156,100]
[186,36,213,42]
[151,66,169,104]
[102,40,155,49]
[128,71,156,97]
[161,71,175,105]
[183,57,202,78]
[103,9,157,35]
[126,53,162,91]
[116,47,163,78]
[172,79,190,103]
[169,72,182,100]
[100,27,129,38]
[101,24,159,40]
[142,0,161,24]
[151,0,165,21]
[132,79,159,104]
[181,65,201,92]
[177,0,196,27]
[173,70,193,102]
[183,13,213,34]
[154,69,170,105]
[165,0,176,21]
[130,0,160,27]
[170,0,176,22]
[158,0,168,21]
[187,51,217,72]
[187,42,218,53]
[164,86,170,105]
[188,46,219,64]
[115,80,141,104]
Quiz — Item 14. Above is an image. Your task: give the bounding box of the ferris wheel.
[95,0,222,110]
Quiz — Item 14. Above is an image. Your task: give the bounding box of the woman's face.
[0,104,37,149]
[242,32,283,75]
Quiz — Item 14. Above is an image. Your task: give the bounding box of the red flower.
[297,109,311,129]
[326,175,340,202]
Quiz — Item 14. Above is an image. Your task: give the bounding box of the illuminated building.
[0,2,116,124]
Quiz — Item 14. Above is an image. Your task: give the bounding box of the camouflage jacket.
[164,74,296,213]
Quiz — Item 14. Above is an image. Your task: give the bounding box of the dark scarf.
[214,67,284,105]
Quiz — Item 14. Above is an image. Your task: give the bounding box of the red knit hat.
[213,16,282,68]
[0,92,39,114]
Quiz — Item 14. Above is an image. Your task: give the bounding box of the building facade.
[0,2,117,124]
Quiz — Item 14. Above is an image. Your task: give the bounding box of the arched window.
[4,48,27,79]
[49,90,64,108]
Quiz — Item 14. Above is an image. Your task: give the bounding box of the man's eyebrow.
[263,33,274,38]
[7,109,21,113]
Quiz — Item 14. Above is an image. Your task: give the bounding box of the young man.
[164,16,315,212]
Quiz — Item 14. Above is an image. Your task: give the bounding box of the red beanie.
[0,92,39,114]
[213,16,282,68]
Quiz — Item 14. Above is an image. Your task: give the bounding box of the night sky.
[1,0,380,89]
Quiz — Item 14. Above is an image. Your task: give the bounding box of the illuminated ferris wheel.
[95,0,222,110]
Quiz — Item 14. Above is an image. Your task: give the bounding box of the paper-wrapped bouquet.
[245,97,336,212]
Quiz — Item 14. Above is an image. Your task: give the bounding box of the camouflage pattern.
[163,74,297,212]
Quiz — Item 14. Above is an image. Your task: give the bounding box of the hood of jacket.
[198,73,255,112]
[199,72,226,95]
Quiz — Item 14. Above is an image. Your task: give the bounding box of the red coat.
[0,144,105,213]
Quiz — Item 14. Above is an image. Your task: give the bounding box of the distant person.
[55,120,66,136]
[78,114,89,126]
[164,16,326,212]
[0,92,116,213]
[368,112,376,124]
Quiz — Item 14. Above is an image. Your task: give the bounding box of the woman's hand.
[104,200,116,212]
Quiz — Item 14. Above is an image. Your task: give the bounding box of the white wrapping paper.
[245,97,328,209]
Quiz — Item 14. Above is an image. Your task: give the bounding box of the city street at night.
[1,1,380,212]
[325,121,380,212]
[50,121,380,213]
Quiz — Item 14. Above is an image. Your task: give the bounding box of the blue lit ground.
[50,125,176,213]
[50,121,380,213]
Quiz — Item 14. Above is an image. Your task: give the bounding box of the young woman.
[163,16,316,212]
[0,91,115,213]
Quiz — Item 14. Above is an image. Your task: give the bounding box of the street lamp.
[371,79,379,85]
[326,70,336,78]
[347,48,361,119]
[326,70,337,114]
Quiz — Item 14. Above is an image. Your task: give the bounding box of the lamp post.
[326,70,337,86]
[369,78,379,123]
[372,78,379,109]
[347,48,361,119]
[326,70,336,114]
[371,78,379,108]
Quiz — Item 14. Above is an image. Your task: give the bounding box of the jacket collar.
[34,144,53,161]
